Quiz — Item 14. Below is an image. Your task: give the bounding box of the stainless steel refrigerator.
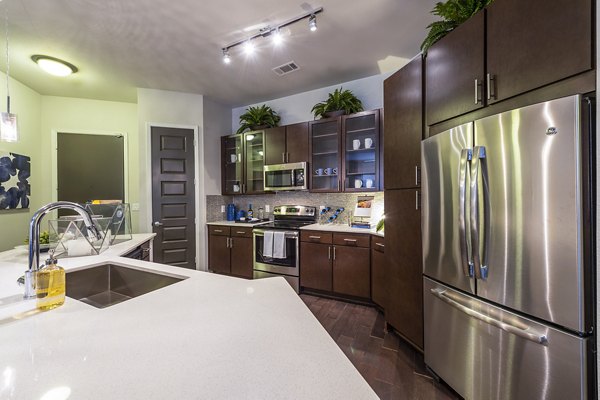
[421,95,595,400]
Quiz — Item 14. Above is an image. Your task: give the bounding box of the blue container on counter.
[226,204,236,221]
[236,209,246,220]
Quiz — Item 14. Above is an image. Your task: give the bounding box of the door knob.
[154,221,163,227]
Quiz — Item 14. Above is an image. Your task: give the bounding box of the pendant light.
[0,1,17,142]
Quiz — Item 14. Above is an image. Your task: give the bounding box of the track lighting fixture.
[309,15,317,32]
[221,7,323,63]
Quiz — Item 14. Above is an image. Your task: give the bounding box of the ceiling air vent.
[272,61,300,76]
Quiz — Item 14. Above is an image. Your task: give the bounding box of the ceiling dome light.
[272,28,283,45]
[308,15,317,32]
[222,49,231,64]
[243,40,255,55]
[31,55,77,77]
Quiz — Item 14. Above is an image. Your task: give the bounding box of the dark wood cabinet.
[264,123,309,165]
[426,11,485,126]
[300,241,332,291]
[384,56,423,190]
[333,245,370,298]
[221,131,267,195]
[426,0,593,126]
[371,235,385,309]
[486,0,592,104]
[309,117,342,192]
[208,225,253,278]
[384,189,423,350]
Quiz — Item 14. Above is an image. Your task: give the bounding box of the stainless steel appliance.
[253,205,317,292]
[421,95,595,400]
[263,162,308,191]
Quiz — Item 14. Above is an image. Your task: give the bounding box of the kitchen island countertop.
[0,234,377,399]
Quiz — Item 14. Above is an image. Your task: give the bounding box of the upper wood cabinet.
[426,0,593,125]
[309,117,343,192]
[384,56,423,190]
[264,122,309,165]
[426,11,485,126]
[221,130,267,195]
[486,0,592,105]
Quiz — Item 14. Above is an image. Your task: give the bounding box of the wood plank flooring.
[300,294,461,400]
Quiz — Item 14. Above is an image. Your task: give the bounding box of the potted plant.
[236,104,281,135]
[420,0,493,53]
[311,88,364,119]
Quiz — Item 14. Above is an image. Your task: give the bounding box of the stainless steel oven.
[252,205,316,293]
[263,162,307,191]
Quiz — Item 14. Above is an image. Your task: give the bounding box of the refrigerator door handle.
[470,146,489,280]
[431,288,549,345]
[459,148,473,277]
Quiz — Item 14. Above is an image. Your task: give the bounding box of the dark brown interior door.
[384,56,423,190]
[384,188,423,350]
[151,126,196,269]
[285,122,309,163]
[264,126,286,165]
[486,0,592,104]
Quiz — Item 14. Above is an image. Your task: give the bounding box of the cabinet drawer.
[231,227,253,238]
[301,231,333,244]
[209,226,231,236]
[371,235,385,253]
[333,233,370,248]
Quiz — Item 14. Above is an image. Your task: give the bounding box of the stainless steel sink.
[66,264,186,308]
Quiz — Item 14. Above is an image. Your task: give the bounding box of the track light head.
[272,28,283,45]
[243,40,255,55]
[222,49,231,64]
[309,15,317,32]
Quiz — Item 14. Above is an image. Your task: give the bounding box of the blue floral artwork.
[0,152,30,210]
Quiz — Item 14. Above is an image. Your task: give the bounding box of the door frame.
[146,123,202,271]
[51,129,130,203]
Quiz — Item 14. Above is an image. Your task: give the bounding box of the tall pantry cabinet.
[383,55,424,351]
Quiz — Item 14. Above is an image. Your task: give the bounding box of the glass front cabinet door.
[243,131,265,194]
[221,131,266,195]
[222,134,243,195]
[309,117,342,192]
[342,110,380,192]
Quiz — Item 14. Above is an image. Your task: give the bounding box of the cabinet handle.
[286,152,290,163]
[242,183,246,193]
[375,242,385,249]
[487,73,496,101]
[415,165,420,186]
[225,237,230,248]
[338,179,341,191]
[230,238,234,248]
[309,235,321,240]
[328,246,331,260]
[282,152,286,163]
[343,238,358,243]
[416,191,420,210]
[333,246,336,260]
[214,229,223,233]
[236,231,246,234]
[474,79,482,105]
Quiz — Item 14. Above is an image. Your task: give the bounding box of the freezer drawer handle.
[458,148,473,277]
[431,288,548,345]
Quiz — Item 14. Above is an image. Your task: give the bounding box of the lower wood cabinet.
[370,235,385,308]
[208,225,253,279]
[300,231,370,299]
[384,189,423,350]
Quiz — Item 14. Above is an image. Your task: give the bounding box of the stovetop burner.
[259,205,317,230]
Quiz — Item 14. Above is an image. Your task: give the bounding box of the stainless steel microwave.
[263,162,307,191]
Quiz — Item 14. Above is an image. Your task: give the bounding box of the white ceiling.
[4,0,437,106]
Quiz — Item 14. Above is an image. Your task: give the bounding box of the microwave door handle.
[291,169,296,187]
[459,148,473,277]
[470,146,488,280]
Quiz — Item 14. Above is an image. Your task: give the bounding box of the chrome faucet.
[22,201,103,299]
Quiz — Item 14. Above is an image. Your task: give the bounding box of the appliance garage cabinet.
[426,0,593,126]
[263,123,309,165]
[208,226,253,279]
[221,131,267,195]
[300,231,371,299]
[309,110,382,193]
[383,55,425,350]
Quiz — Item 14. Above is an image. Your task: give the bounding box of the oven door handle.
[254,230,299,239]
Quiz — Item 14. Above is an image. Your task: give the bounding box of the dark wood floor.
[300,294,461,400]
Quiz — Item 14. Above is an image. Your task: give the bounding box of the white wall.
[136,88,207,269]
[203,98,231,196]
[232,72,394,131]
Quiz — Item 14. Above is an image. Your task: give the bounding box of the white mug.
[366,179,374,188]
[354,179,363,188]
[230,154,237,163]
[364,138,373,148]
[233,184,240,192]
[352,139,360,150]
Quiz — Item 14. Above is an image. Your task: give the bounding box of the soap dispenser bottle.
[36,253,66,311]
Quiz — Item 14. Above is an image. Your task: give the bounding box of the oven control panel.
[273,205,316,216]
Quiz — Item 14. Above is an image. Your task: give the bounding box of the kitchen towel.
[273,231,287,259]
[263,231,274,258]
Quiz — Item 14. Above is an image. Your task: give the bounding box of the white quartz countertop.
[301,223,384,237]
[0,235,377,399]
[207,220,271,227]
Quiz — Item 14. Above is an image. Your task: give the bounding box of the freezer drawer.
[424,277,589,400]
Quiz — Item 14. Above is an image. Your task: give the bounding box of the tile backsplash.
[206,191,384,224]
